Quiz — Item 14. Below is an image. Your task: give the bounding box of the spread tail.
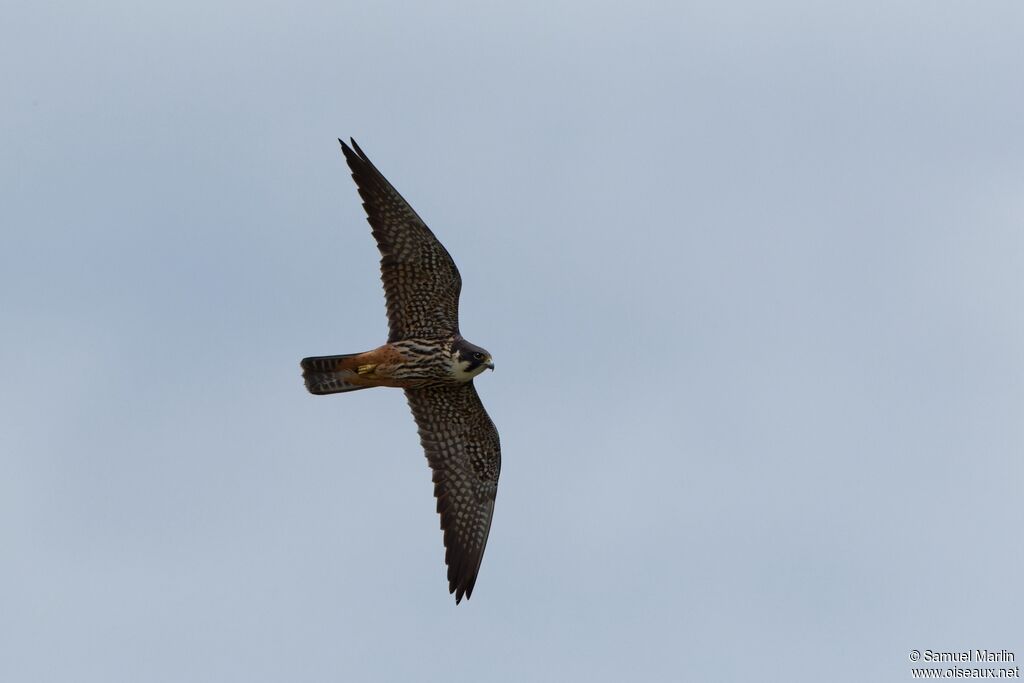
[301,353,371,395]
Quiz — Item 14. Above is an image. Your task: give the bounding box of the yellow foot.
[356,363,378,375]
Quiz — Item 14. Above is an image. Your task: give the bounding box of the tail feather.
[301,353,371,395]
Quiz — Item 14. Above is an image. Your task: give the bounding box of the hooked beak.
[485,358,495,371]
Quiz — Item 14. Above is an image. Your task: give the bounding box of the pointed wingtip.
[449,573,471,604]
[338,138,361,171]
[338,138,369,165]
[450,573,476,605]
[350,137,366,159]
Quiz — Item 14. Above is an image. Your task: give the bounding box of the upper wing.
[404,382,500,603]
[340,139,462,342]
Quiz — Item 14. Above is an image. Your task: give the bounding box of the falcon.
[300,139,500,604]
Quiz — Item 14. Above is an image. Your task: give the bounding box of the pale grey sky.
[2,2,1022,681]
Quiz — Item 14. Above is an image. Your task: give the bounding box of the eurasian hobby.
[301,139,499,604]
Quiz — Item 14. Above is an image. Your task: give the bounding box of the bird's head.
[452,339,494,380]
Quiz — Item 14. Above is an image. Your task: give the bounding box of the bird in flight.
[301,139,500,604]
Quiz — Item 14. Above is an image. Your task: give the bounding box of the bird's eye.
[473,352,483,360]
